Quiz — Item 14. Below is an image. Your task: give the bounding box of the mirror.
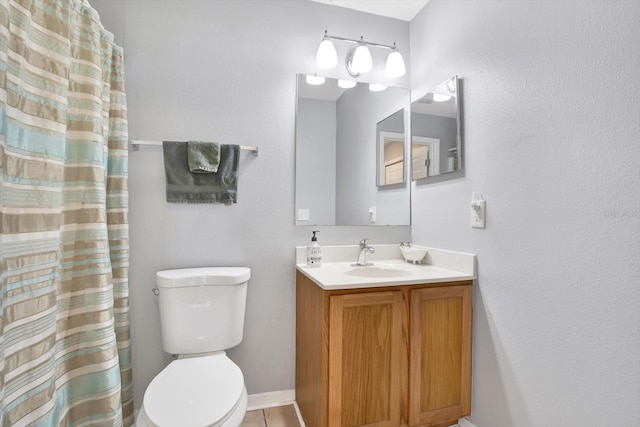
[411,76,462,181]
[295,74,410,226]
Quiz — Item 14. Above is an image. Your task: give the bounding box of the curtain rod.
[130,139,259,156]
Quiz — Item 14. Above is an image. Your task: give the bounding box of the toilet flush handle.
[152,287,160,296]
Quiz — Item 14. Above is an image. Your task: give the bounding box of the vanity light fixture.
[349,40,373,75]
[432,93,452,102]
[432,78,456,101]
[316,30,406,78]
[305,74,325,85]
[338,79,357,89]
[369,83,387,92]
[316,35,338,69]
[385,44,406,78]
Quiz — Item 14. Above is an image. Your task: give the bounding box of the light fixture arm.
[322,30,399,51]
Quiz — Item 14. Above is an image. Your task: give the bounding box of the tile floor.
[241,404,301,427]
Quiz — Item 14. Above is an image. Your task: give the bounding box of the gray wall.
[295,98,336,225]
[91,0,411,409]
[378,108,405,135]
[410,1,640,426]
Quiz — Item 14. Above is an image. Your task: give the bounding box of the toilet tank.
[156,267,250,355]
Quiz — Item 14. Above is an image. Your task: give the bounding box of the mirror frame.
[411,75,463,183]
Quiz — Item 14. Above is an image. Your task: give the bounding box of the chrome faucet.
[355,238,375,266]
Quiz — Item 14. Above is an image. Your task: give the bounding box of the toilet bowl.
[136,353,248,427]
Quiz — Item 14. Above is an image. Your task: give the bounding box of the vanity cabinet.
[295,271,472,427]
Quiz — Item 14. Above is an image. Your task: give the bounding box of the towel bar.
[130,139,259,156]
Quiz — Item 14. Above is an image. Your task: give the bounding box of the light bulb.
[305,74,325,85]
[351,44,373,74]
[369,84,387,92]
[338,79,356,89]
[433,93,452,102]
[316,39,337,69]
[385,50,406,78]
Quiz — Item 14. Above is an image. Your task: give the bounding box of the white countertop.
[295,244,476,290]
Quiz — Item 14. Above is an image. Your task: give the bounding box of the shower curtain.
[0,0,133,425]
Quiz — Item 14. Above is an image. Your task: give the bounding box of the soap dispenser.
[306,230,322,268]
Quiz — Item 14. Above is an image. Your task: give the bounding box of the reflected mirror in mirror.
[411,76,462,181]
[295,74,410,226]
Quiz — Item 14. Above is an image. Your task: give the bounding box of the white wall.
[91,0,411,409]
[410,1,640,426]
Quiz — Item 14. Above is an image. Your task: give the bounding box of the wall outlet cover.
[471,200,486,228]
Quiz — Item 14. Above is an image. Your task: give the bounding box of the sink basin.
[400,245,428,264]
[345,266,412,278]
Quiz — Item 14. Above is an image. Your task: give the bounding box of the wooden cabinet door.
[409,285,472,426]
[329,291,403,427]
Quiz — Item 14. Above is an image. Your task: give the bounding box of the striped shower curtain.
[0,0,133,426]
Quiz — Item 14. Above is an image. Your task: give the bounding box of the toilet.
[136,267,251,427]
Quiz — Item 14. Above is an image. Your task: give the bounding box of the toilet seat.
[144,353,244,427]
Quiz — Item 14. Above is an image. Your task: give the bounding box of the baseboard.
[292,401,306,427]
[246,389,296,411]
[457,417,478,427]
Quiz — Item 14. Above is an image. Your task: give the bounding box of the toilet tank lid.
[156,267,251,288]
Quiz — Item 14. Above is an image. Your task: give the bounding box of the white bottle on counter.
[306,230,322,268]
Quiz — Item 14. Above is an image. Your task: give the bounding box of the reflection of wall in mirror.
[295,98,337,225]
[411,112,457,175]
[336,84,410,225]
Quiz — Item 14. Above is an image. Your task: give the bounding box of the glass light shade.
[351,44,373,74]
[369,84,387,92]
[385,50,406,78]
[316,39,337,69]
[338,79,356,89]
[433,93,452,102]
[305,74,325,85]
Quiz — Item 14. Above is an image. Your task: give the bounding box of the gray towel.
[188,141,221,173]
[163,141,239,204]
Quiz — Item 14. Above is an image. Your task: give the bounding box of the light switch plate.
[297,209,310,221]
